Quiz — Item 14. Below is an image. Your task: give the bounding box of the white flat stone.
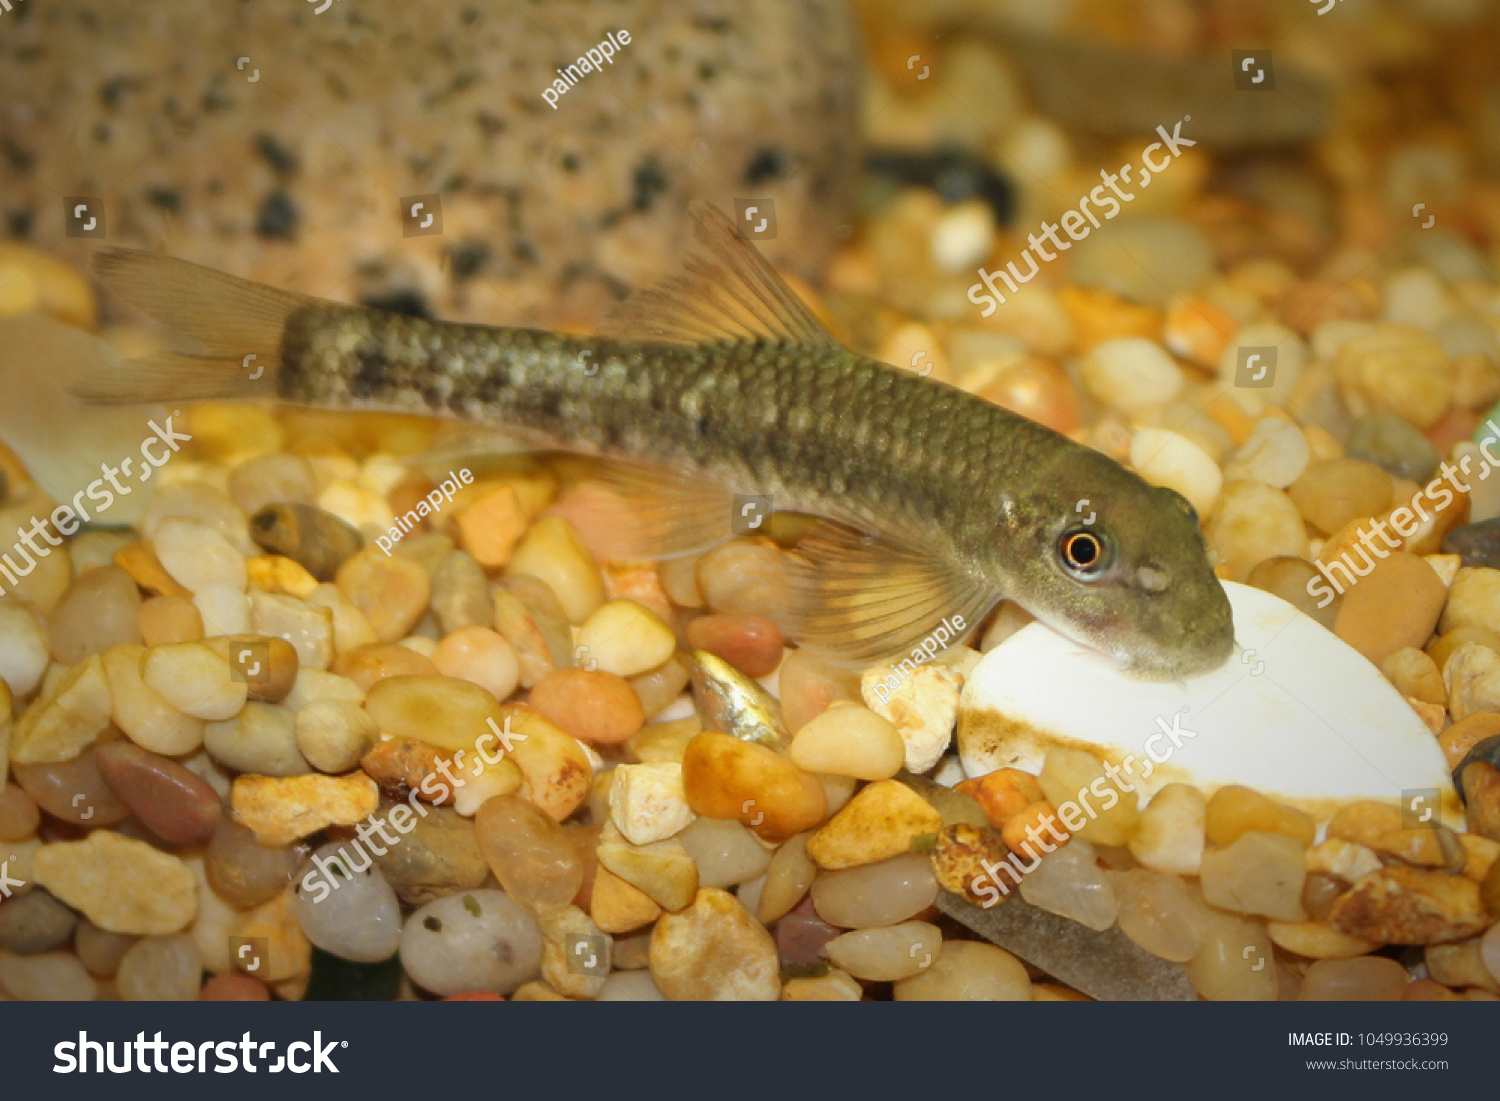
[958,581,1461,827]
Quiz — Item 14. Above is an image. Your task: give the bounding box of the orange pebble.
[956,768,1045,829]
[1001,800,1068,855]
[201,974,271,1001]
[528,667,644,745]
[686,613,784,678]
[1439,712,1500,770]
[454,486,528,568]
[114,540,191,597]
[443,991,506,1001]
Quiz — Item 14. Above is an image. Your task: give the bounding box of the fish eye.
[1058,528,1111,579]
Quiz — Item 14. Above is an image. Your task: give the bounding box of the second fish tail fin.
[77,248,312,405]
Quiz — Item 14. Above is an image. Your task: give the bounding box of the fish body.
[86,205,1233,679]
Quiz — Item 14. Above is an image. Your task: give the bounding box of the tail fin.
[78,249,311,405]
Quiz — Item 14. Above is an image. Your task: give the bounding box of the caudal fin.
[77,249,310,405]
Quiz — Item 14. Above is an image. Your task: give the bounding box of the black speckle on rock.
[423,916,443,933]
[513,240,537,265]
[92,122,111,145]
[447,240,491,280]
[560,152,580,173]
[202,86,233,113]
[145,188,182,213]
[1,137,34,174]
[255,191,299,241]
[475,111,506,136]
[692,15,732,32]
[631,156,668,213]
[698,62,717,81]
[744,148,786,186]
[255,133,299,177]
[361,289,430,320]
[99,75,139,109]
[6,210,32,238]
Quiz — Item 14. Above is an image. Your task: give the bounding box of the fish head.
[1000,447,1234,680]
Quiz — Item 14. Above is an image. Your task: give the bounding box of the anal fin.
[547,458,738,561]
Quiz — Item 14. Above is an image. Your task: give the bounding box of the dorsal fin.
[599,202,838,348]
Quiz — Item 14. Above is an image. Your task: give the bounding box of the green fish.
[83,204,1233,679]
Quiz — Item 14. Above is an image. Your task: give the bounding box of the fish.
[81,203,1234,680]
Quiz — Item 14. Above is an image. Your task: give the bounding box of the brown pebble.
[250,503,364,582]
[201,635,300,703]
[48,565,141,663]
[686,613,784,678]
[360,739,451,804]
[1332,552,1446,667]
[96,740,222,846]
[332,642,439,692]
[200,973,271,1001]
[776,895,840,967]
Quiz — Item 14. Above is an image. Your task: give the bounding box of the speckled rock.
[2,1,860,330]
[649,888,780,1001]
[32,832,197,935]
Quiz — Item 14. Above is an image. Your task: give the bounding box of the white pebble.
[1225,418,1311,489]
[154,517,246,594]
[294,841,404,962]
[194,582,250,636]
[1129,429,1223,516]
[1081,338,1183,412]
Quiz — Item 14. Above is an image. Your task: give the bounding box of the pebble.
[474,793,584,913]
[859,662,961,774]
[826,921,941,982]
[806,779,942,869]
[537,904,609,999]
[778,649,863,734]
[810,852,938,929]
[141,642,247,721]
[1205,784,1316,849]
[1336,325,1454,430]
[1200,830,1307,921]
[685,614,784,678]
[1111,868,1206,962]
[627,652,692,720]
[1346,412,1442,482]
[591,864,662,933]
[0,949,96,1001]
[335,547,431,643]
[790,701,907,780]
[429,551,494,635]
[47,565,141,664]
[454,486,529,568]
[361,674,503,754]
[12,749,128,826]
[371,804,489,907]
[529,668,644,745]
[1127,429,1222,517]
[676,817,770,889]
[1019,838,1118,931]
[205,818,306,909]
[695,538,794,629]
[138,595,204,647]
[1079,337,1183,412]
[1441,713,1500,770]
[681,731,826,843]
[1225,418,1311,489]
[250,503,364,581]
[117,934,202,1001]
[293,841,404,962]
[1163,294,1236,368]
[1329,866,1488,944]
[331,642,438,691]
[500,705,594,821]
[1382,647,1447,705]
[201,974,270,1001]
[1442,642,1500,721]
[1427,936,1498,993]
[114,540,191,599]
[250,591,334,670]
[204,701,309,777]
[1444,517,1500,570]
[977,356,1080,435]
[1299,956,1409,1001]
[575,600,677,678]
[757,833,817,924]
[153,517,247,594]
[1440,566,1500,635]
[9,655,113,766]
[650,888,780,1001]
[892,940,1031,1001]
[0,603,49,696]
[400,890,542,996]
[506,517,605,625]
[293,698,377,773]
[246,555,320,600]
[194,582,251,636]
[1186,908,1276,1001]
[230,771,380,846]
[596,969,666,1001]
[596,827,698,913]
[96,740,221,845]
[609,762,696,845]
[32,831,197,934]
[1038,746,1139,846]
[1205,480,1308,580]
[1333,551,1447,667]
[0,784,39,841]
[228,453,316,517]
[200,635,299,704]
[1428,625,1500,671]
[74,918,136,977]
[1267,921,1378,960]
[305,583,379,655]
[955,768,1043,829]
[0,888,77,954]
